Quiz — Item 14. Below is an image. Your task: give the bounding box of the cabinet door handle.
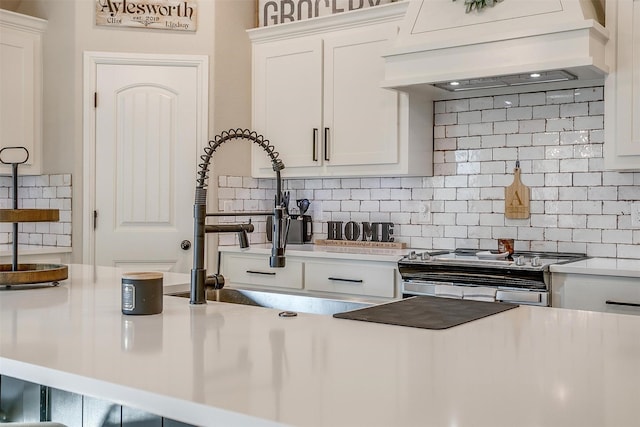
[328,277,363,284]
[246,270,276,276]
[605,300,640,308]
[312,128,318,161]
[324,127,330,161]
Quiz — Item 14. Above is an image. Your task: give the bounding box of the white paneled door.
[93,61,202,273]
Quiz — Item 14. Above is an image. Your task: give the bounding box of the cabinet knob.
[180,240,191,250]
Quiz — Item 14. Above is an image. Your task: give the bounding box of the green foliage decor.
[454,0,504,13]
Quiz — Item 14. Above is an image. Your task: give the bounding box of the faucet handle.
[270,206,289,268]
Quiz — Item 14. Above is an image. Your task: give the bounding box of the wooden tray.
[0,209,60,223]
[314,239,406,249]
[0,264,68,286]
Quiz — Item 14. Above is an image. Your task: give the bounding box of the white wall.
[9,0,254,262]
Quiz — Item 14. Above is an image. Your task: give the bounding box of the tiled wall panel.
[218,87,640,259]
[0,174,72,247]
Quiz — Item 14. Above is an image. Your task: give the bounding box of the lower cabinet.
[305,259,395,299]
[220,251,398,300]
[552,273,640,316]
[0,375,193,427]
[221,253,303,290]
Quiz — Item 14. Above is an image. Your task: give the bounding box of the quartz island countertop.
[1,264,640,427]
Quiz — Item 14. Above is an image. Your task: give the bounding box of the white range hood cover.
[383,0,609,93]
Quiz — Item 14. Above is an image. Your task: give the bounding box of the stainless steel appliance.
[398,249,587,306]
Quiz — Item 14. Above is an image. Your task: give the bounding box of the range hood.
[382,0,609,95]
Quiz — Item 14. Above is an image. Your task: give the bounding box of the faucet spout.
[190,129,288,305]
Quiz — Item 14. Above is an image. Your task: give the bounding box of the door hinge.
[94,92,97,108]
[93,210,98,230]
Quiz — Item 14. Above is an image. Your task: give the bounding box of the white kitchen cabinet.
[604,0,640,170]
[221,252,303,290]
[552,272,640,316]
[220,249,399,301]
[305,258,396,298]
[0,10,45,175]
[248,2,432,178]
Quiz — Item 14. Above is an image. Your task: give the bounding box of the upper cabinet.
[0,10,46,175]
[248,3,432,178]
[604,0,640,171]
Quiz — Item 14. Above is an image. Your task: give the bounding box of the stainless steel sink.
[168,288,371,315]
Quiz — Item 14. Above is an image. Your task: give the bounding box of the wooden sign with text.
[258,0,397,27]
[96,0,197,32]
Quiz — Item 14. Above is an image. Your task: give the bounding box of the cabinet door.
[305,259,396,298]
[323,24,399,167]
[221,253,303,290]
[252,36,323,176]
[604,0,640,170]
[0,18,43,175]
[554,273,640,316]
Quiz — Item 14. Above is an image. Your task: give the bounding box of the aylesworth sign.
[95,0,197,32]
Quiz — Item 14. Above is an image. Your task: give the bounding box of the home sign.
[327,221,395,242]
[96,0,197,31]
[259,0,397,27]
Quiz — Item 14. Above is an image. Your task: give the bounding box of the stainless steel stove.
[398,248,587,306]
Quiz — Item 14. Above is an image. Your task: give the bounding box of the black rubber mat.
[333,295,519,330]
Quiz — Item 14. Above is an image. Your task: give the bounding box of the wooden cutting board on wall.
[505,166,530,219]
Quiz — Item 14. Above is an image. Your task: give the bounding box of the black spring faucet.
[190,129,289,305]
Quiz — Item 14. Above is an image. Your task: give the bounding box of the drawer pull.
[605,300,640,308]
[328,277,363,284]
[246,270,276,276]
[312,128,318,162]
[324,128,330,161]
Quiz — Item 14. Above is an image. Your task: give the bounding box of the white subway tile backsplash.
[574,86,603,102]
[547,90,574,104]
[216,86,640,259]
[446,99,470,112]
[494,94,519,108]
[469,122,494,136]
[547,118,573,132]
[574,115,604,130]
[507,107,532,120]
[446,124,469,138]
[494,121,519,134]
[560,103,589,117]
[1,174,72,248]
[560,130,589,145]
[519,92,546,106]
[518,119,546,134]
[469,97,494,110]
[532,105,560,119]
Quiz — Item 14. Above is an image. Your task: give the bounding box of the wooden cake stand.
[0,147,68,287]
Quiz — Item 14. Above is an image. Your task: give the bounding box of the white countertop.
[550,257,640,277]
[2,264,640,427]
[219,243,414,262]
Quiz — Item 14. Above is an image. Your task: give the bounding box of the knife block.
[267,215,312,244]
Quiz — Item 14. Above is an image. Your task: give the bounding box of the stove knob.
[420,252,431,261]
[408,251,417,260]
[515,255,525,266]
[531,256,541,267]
